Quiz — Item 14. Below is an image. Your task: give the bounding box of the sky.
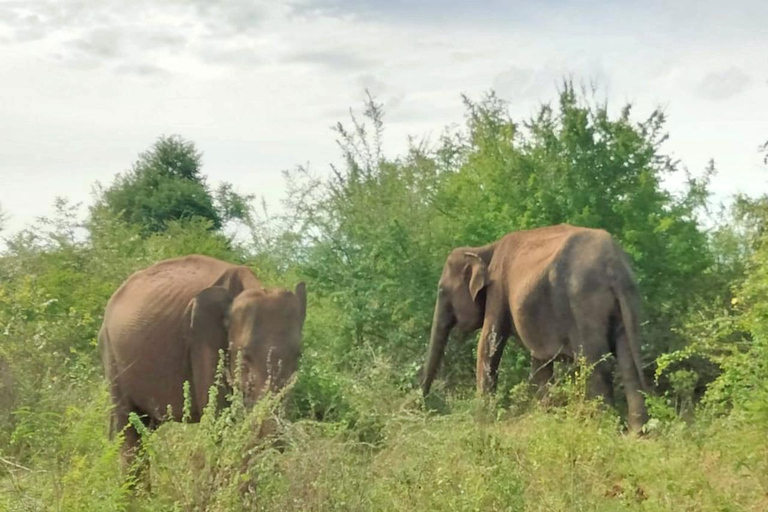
[1,0,767,236]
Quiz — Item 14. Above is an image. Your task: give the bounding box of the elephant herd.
[99,223,649,468]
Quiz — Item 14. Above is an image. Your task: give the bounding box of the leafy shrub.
[2,87,767,511]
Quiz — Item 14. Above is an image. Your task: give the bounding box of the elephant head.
[188,282,306,407]
[422,250,489,395]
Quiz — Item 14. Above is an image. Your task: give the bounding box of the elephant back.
[100,255,261,421]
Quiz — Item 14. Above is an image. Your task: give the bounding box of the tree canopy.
[93,135,251,236]
[2,85,768,510]
[285,85,718,380]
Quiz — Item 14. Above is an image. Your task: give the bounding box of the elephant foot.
[627,412,649,435]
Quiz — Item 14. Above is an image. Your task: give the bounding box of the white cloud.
[0,0,767,237]
[695,67,753,101]
[287,48,376,71]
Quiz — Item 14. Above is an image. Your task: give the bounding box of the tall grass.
[3,357,767,512]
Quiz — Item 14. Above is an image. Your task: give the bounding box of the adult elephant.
[422,224,649,432]
[99,255,306,462]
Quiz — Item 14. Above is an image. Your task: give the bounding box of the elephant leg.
[475,282,511,395]
[530,356,554,398]
[114,401,154,491]
[476,321,508,395]
[107,379,139,467]
[615,327,648,433]
[487,334,508,394]
[587,358,615,406]
[189,343,228,419]
[114,406,140,477]
[569,290,615,406]
[573,324,614,406]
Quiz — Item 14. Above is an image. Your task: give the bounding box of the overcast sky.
[1,0,767,236]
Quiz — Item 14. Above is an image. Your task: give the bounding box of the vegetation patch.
[2,84,768,510]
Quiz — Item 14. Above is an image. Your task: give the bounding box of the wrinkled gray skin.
[99,255,306,465]
[422,224,648,432]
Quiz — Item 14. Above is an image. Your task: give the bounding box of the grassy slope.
[2,381,766,512]
[249,408,767,512]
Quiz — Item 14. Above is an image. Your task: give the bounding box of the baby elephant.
[99,255,306,464]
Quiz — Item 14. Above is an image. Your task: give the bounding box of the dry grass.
[2,371,767,512]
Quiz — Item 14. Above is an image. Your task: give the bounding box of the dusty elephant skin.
[422,224,649,432]
[99,255,306,468]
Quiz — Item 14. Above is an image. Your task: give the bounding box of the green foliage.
[216,182,255,226]
[94,135,221,235]
[284,97,446,370]
[2,88,768,510]
[287,84,716,393]
[240,371,768,512]
[702,225,768,415]
[761,138,768,165]
[93,135,252,236]
[0,205,241,453]
[438,87,714,359]
[654,193,768,418]
[0,386,130,512]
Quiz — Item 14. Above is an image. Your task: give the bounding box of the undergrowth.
[3,87,768,511]
[2,358,767,512]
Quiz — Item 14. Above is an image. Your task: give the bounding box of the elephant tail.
[612,272,648,393]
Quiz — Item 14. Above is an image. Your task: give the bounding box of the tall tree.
[287,85,716,379]
[93,135,250,235]
[439,86,717,360]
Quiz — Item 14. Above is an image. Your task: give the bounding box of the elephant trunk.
[422,295,455,396]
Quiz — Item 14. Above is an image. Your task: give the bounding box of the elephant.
[421,224,649,432]
[99,255,306,465]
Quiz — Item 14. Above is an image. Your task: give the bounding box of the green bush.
[2,88,768,511]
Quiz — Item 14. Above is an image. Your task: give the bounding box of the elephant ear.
[212,265,261,296]
[185,286,234,416]
[464,252,488,302]
[188,286,233,333]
